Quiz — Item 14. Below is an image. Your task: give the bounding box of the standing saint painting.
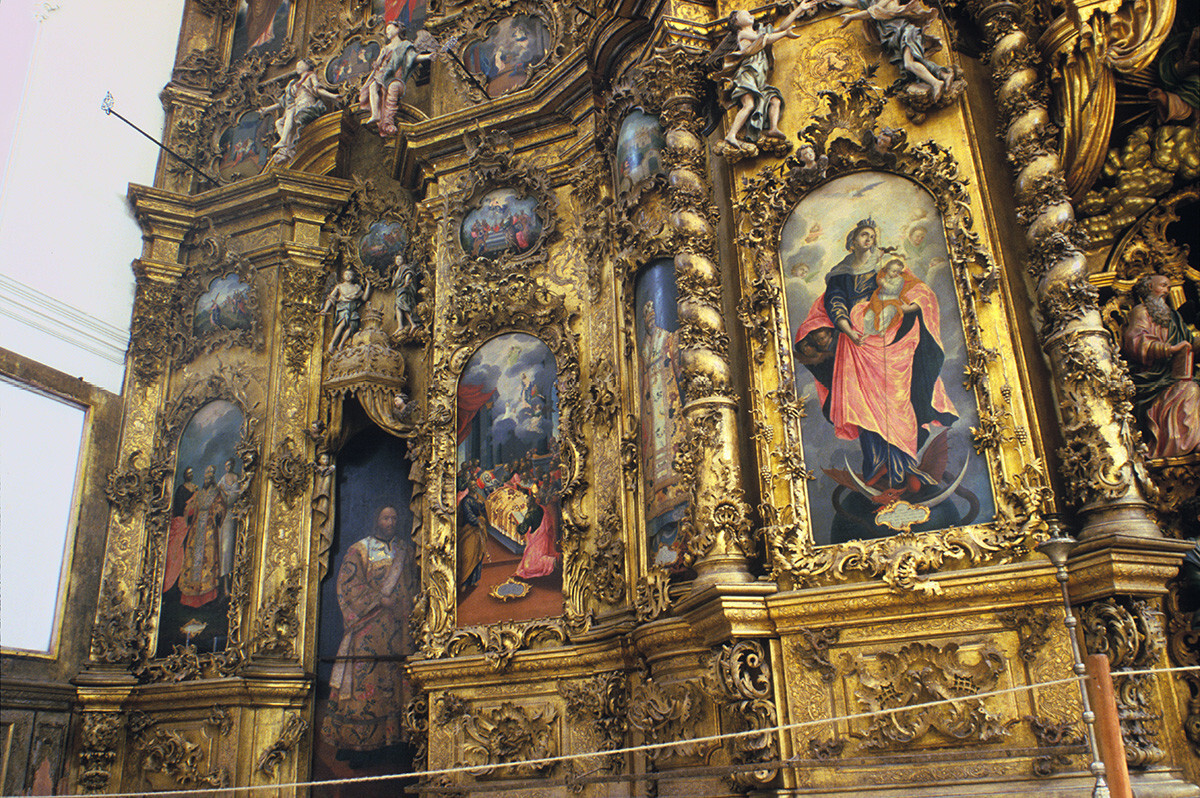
[636,260,688,569]
[324,506,415,763]
[785,173,993,544]
[312,431,416,790]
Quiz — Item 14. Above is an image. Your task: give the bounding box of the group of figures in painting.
[159,400,247,655]
[454,334,563,622]
[459,189,542,261]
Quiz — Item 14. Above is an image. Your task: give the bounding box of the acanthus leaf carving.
[130,712,228,789]
[457,702,559,779]
[792,626,841,683]
[702,639,779,791]
[444,620,567,671]
[267,437,312,505]
[253,565,304,659]
[558,671,628,783]
[78,712,125,792]
[849,641,1014,750]
[625,672,710,765]
[1026,715,1085,777]
[1081,597,1167,768]
[256,711,308,777]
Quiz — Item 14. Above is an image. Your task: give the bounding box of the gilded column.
[967,0,1160,541]
[650,46,756,585]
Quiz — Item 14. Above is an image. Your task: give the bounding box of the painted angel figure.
[829,0,957,103]
[708,2,818,155]
[260,58,340,163]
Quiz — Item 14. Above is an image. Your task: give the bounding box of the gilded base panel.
[772,561,1089,793]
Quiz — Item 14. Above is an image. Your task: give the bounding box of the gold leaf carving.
[256,712,308,777]
[850,641,1014,750]
[458,702,558,778]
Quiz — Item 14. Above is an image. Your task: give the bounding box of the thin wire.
[24,663,1199,798]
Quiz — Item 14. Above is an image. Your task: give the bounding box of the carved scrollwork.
[737,119,1036,591]
[194,0,237,21]
[105,450,171,521]
[256,712,308,777]
[426,0,567,104]
[129,712,228,789]
[173,46,224,90]
[1081,597,1167,768]
[558,671,628,778]
[422,180,585,653]
[90,582,138,665]
[325,177,417,285]
[634,568,671,623]
[585,356,618,427]
[703,640,779,791]
[164,52,286,187]
[1165,561,1200,755]
[129,277,176,384]
[1026,715,1085,777]
[792,626,841,683]
[600,72,670,212]
[997,607,1054,663]
[78,712,125,792]
[444,620,567,671]
[458,702,559,778]
[849,641,1014,750]
[564,154,613,301]
[253,566,304,659]
[444,129,559,278]
[280,258,328,375]
[403,692,430,773]
[267,437,312,505]
[206,706,233,737]
[626,673,711,764]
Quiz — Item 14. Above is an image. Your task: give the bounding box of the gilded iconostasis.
[4,0,1194,794]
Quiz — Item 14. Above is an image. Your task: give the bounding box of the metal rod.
[1039,533,1112,798]
[101,92,217,185]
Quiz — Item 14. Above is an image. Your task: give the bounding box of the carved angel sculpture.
[359,22,437,136]
[259,59,340,164]
[707,3,816,156]
[829,0,957,103]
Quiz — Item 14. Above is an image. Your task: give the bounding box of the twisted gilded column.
[967,0,1159,541]
[649,46,756,586]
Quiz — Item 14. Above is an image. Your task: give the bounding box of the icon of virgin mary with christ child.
[793,216,959,500]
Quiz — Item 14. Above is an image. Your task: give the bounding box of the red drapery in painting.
[385,0,422,25]
[457,383,496,445]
